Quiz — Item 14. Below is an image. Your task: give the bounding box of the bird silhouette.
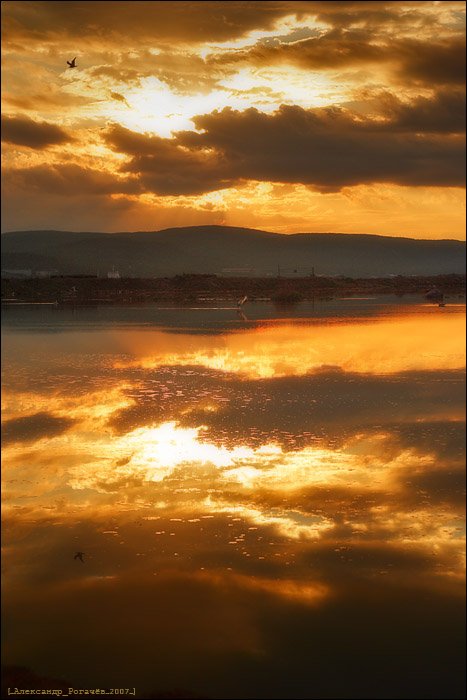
[74,551,85,563]
[67,57,77,68]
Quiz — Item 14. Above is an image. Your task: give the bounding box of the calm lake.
[2,296,466,699]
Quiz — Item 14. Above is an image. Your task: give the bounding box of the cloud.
[104,100,465,195]
[104,125,230,195]
[88,51,223,98]
[90,65,142,83]
[5,163,142,196]
[212,30,390,71]
[356,87,466,134]
[208,28,465,91]
[1,1,305,46]
[396,37,466,86]
[4,2,463,49]
[1,115,73,149]
[109,91,131,108]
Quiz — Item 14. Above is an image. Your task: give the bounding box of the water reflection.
[112,313,466,378]
[2,301,465,699]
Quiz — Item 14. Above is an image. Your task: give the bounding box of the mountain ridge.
[2,224,463,242]
[2,225,465,277]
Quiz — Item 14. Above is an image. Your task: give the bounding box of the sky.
[1,0,466,238]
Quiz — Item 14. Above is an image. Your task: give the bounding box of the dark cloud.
[1,115,73,149]
[4,2,461,48]
[2,412,75,445]
[365,88,466,134]
[310,1,456,27]
[105,125,230,195]
[5,163,142,196]
[104,100,465,195]
[1,1,306,45]
[212,30,390,71]
[209,29,465,90]
[396,37,466,86]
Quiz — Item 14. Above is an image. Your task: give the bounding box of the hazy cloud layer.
[6,163,142,196]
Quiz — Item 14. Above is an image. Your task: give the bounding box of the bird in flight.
[67,57,77,68]
[74,551,85,563]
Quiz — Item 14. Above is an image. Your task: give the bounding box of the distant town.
[1,272,465,306]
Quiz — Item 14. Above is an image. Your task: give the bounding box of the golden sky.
[1,1,466,237]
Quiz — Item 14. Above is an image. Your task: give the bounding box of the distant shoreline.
[2,273,465,307]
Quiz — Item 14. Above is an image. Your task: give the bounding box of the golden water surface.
[2,300,465,699]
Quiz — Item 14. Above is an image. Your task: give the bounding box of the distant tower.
[107,266,120,279]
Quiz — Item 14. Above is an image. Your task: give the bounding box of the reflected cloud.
[2,412,76,445]
[113,313,466,378]
[3,411,464,584]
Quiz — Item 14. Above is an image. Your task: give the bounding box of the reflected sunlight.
[113,312,466,378]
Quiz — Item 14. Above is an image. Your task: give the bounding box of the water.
[2,297,466,699]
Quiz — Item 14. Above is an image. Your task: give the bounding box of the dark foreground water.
[2,297,466,699]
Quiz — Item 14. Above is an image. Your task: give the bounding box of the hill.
[1,226,465,277]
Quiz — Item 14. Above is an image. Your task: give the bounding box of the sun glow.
[100,62,346,137]
[105,77,228,136]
